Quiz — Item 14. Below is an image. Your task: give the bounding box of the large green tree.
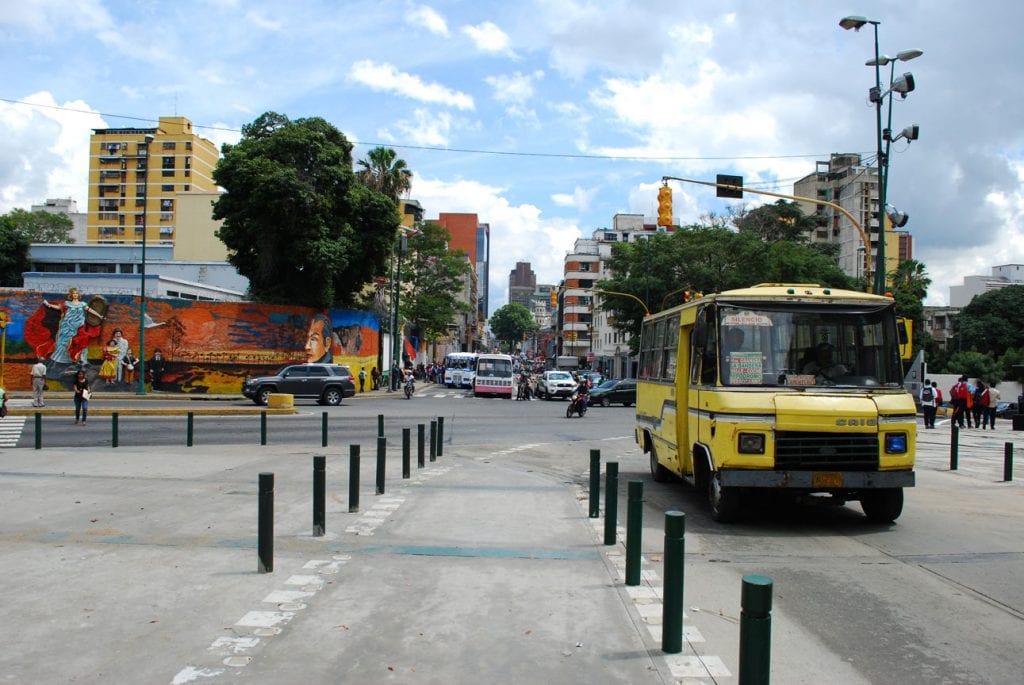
[356,146,413,201]
[400,222,472,344]
[0,211,32,286]
[951,285,1024,358]
[732,199,821,242]
[889,259,932,358]
[212,112,399,308]
[2,209,74,243]
[489,303,539,352]
[599,225,855,350]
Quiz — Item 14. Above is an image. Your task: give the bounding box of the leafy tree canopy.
[888,259,931,358]
[0,211,32,286]
[952,284,1024,358]
[489,303,539,353]
[2,208,74,243]
[732,200,822,242]
[599,225,856,350]
[400,221,471,343]
[213,112,399,308]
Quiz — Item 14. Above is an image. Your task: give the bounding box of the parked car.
[536,370,577,400]
[243,363,356,406]
[588,379,636,407]
[994,401,1019,418]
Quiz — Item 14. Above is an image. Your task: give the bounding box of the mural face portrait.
[305,314,333,363]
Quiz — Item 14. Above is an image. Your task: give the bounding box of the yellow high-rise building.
[87,116,219,246]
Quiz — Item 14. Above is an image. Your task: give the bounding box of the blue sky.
[3,0,1024,311]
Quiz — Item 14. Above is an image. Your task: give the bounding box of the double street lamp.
[840,15,922,294]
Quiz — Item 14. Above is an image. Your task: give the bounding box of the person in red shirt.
[949,375,969,428]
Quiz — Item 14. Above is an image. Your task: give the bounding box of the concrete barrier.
[267,393,294,409]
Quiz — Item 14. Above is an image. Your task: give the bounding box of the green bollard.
[429,420,437,462]
[377,413,384,438]
[1005,442,1014,482]
[402,428,411,478]
[376,435,386,495]
[589,449,601,518]
[348,444,360,513]
[662,510,685,654]
[260,411,267,446]
[186,412,194,447]
[321,411,328,448]
[437,416,444,457]
[417,423,425,468]
[111,412,119,448]
[950,425,959,470]
[625,481,643,586]
[257,472,274,573]
[35,412,42,450]
[603,461,619,546]
[739,575,774,685]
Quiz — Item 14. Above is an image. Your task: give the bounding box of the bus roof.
[652,283,893,317]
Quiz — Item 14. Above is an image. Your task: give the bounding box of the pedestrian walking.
[984,383,1001,429]
[920,378,937,428]
[72,370,91,425]
[971,382,986,429]
[30,357,48,407]
[949,375,969,428]
[358,367,366,392]
[371,366,380,391]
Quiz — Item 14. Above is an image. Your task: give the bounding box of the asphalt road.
[2,386,1022,683]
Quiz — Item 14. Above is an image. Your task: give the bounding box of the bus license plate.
[812,472,843,488]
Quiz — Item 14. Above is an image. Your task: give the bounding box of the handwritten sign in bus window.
[729,352,763,385]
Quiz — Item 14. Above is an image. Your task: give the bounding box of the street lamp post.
[137,133,154,395]
[390,226,421,390]
[840,16,922,294]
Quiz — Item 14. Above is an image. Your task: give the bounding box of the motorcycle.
[566,391,588,418]
[404,377,415,399]
[516,376,532,401]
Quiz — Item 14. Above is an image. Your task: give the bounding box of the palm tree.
[356,147,413,201]
[890,259,931,300]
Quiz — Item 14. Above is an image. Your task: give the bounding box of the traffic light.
[716,174,743,199]
[550,288,557,307]
[657,185,673,227]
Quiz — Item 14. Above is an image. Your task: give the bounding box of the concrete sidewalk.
[0,441,683,684]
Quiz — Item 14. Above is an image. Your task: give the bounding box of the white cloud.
[349,60,474,110]
[413,176,581,309]
[462,21,514,57]
[551,185,598,212]
[406,4,449,36]
[393,109,454,147]
[485,70,543,103]
[0,93,105,213]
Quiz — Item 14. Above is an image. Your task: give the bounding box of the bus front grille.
[774,432,879,471]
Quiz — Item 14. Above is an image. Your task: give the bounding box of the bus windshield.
[477,358,513,378]
[444,354,476,370]
[716,303,903,388]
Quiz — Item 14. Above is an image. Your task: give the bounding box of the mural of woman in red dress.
[23,288,107,371]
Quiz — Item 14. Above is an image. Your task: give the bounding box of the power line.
[2,96,843,163]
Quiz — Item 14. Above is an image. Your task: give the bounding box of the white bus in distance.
[474,353,514,398]
[444,352,478,389]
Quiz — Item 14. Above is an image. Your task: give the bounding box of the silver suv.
[537,370,577,400]
[242,364,356,406]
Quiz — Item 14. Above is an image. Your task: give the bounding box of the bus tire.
[648,438,671,483]
[860,488,903,523]
[708,472,741,522]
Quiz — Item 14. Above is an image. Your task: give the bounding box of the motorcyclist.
[571,376,590,411]
[517,370,531,400]
[403,368,415,396]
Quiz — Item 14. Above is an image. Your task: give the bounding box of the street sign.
[716,174,743,199]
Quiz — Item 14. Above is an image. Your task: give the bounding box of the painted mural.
[0,289,381,394]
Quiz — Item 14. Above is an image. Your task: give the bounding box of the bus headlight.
[885,432,908,454]
[738,433,765,454]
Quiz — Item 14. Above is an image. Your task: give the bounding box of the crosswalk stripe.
[0,417,27,446]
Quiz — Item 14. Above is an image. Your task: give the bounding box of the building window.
[135,214,145,226]
[160,199,174,211]
[80,264,116,274]
[185,141,192,151]
[162,141,176,150]
[162,184,174,192]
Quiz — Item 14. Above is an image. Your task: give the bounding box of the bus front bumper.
[719,470,915,490]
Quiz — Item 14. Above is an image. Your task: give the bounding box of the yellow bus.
[635,283,915,523]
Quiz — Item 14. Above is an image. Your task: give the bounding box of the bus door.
[690,305,718,458]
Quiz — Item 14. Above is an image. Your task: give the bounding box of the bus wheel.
[860,488,903,523]
[707,473,741,522]
[649,440,671,483]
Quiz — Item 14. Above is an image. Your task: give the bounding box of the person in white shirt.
[30,357,48,407]
[919,378,937,428]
